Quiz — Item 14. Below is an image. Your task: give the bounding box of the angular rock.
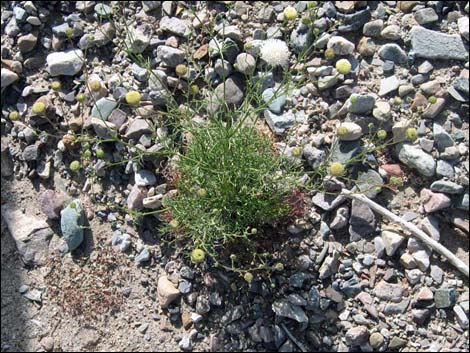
[272,300,308,323]
[349,199,376,240]
[414,8,438,25]
[379,75,400,96]
[160,16,188,37]
[91,98,118,120]
[157,276,181,308]
[410,26,467,61]
[46,49,84,76]
[157,45,185,67]
[356,169,383,198]
[345,326,369,346]
[378,44,407,65]
[264,110,306,135]
[337,122,363,141]
[326,36,355,55]
[381,230,404,257]
[397,144,436,177]
[430,180,464,194]
[1,205,53,266]
[1,68,19,89]
[127,184,147,211]
[374,280,404,302]
[125,119,152,140]
[420,188,451,213]
[348,94,376,114]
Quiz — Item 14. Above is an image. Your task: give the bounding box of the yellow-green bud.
[125,91,142,105]
[69,160,80,172]
[77,93,86,102]
[283,6,298,20]
[377,129,387,140]
[406,127,418,142]
[32,102,46,115]
[51,81,62,91]
[89,80,102,92]
[9,111,20,120]
[336,59,352,75]
[190,248,205,264]
[292,146,302,157]
[324,48,335,59]
[329,162,345,177]
[243,272,254,283]
[175,64,188,77]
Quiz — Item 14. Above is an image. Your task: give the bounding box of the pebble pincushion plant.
[260,39,291,68]
[164,118,297,266]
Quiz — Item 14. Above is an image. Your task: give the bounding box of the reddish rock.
[420,188,451,213]
[381,164,403,177]
[38,189,65,220]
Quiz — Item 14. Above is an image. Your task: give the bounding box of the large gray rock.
[46,49,84,76]
[160,16,189,37]
[156,46,185,67]
[397,144,436,177]
[410,26,468,61]
[214,76,245,106]
[1,205,53,266]
[348,94,376,114]
[60,199,85,252]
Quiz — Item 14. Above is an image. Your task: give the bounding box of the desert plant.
[163,118,297,264]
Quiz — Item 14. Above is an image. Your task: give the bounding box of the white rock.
[1,68,19,88]
[381,230,404,256]
[46,49,84,76]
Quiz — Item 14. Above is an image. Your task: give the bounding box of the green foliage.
[164,119,296,260]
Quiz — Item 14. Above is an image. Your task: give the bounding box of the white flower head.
[260,39,290,68]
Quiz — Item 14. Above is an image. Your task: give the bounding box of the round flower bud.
[175,64,188,77]
[32,102,46,115]
[190,248,205,264]
[89,80,102,92]
[329,162,345,177]
[283,6,298,20]
[125,91,142,105]
[337,125,348,137]
[69,160,80,172]
[335,59,352,75]
[376,129,387,140]
[291,146,302,157]
[243,272,254,283]
[77,93,86,102]
[406,127,418,142]
[51,81,62,91]
[9,111,20,120]
[324,48,335,59]
[169,219,179,229]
